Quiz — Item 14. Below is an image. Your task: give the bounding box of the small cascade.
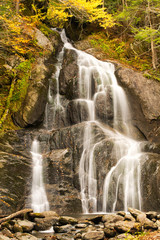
[57,30,143,213]
[31,139,49,213]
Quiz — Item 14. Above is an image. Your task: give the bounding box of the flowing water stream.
[32,29,144,214]
[31,139,50,213]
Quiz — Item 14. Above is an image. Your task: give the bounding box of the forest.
[0,0,160,132]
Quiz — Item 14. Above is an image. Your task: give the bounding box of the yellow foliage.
[48,0,115,29]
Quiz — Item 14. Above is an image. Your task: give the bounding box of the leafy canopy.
[47,0,115,29]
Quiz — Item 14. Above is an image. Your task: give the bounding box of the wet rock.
[59,216,78,225]
[102,214,124,223]
[82,230,104,240]
[141,153,160,211]
[116,67,160,143]
[17,219,35,232]
[67,100,89,125]
[54,224,74,233]
[59,48,79,100]
[95,89,113,123]
[34,217,58,231]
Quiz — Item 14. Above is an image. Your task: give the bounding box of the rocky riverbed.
[0,208,160,240]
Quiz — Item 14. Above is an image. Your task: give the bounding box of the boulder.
[15,232,38,240]
[114,221,141,233]
[82,230,104,240]
[128,207,145,219]
[17,219,35,232]
[59,216,78,225]
[146,211,158,220]
[104,223,116,238]
[102,214,124,223]
[54,224,74,233]
[34,217,58,231]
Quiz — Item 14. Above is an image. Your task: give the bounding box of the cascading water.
[31,139,49,213]
[56,30,143,213]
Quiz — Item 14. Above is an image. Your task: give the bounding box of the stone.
[75,223,88,228]
[128,207,145,219]
[146,211,157,220]
[86,215,103,224]
[13,223,23,233]
[104,223,116,237]
[54,224,74,233]
[17,219,35,232]
[34,217,58,231]
[115,233,134,239]
[82,230,104,240]
[1,228,14,238]
[114,221,142,234]
[35,28,53,52]
[0,233,11,240]
[15,232,38,240]
[124,214,135,222]
[41,211,59,218]
[59,216,78,225]
[117,211,126,217]
[102,214,124,223]
[143,218,158,230]
[137,213,147,225]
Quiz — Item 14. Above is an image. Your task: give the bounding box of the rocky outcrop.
[12,29,61,128]
[115,67,160,143]
[59,48,79,99]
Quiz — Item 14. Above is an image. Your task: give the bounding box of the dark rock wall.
[0,35,160,215]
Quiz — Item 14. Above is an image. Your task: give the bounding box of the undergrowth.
[88,32,160,81]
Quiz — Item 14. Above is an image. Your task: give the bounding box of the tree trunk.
[147,0,158,69]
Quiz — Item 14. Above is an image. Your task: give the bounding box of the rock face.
[12,29,61,128]
[115,67,160,143]
[59,48,79,99]
[1,33,160,216]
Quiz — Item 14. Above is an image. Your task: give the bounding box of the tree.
[116,0,160,69]
[47,0,115,29]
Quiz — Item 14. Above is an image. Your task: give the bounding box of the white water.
[53,30,143,213]
[31,139,49,213]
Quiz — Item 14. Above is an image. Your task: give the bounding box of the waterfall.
[31,139,49,213]
[56,30,143,213]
